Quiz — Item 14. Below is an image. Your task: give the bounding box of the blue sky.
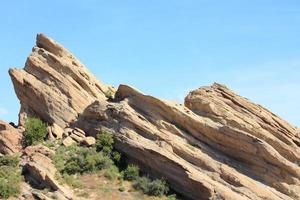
[0,0,299,127]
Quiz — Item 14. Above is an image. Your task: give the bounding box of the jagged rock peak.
[9,33,115,128]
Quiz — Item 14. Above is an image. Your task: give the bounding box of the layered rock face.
[9,34,114,128]
[9,34,300,200]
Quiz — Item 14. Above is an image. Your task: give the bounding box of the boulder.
[0,120,23,154]
[62,136,76,147]
[82,136,96,146]
[51,123,64,139]
[22,145,73,200]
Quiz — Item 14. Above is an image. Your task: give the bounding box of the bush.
[104,165,120,180]
[123,164,139,181]
[0,155,22,199]
[133,176,169,196]
[112,151,121,164]
[24,118,47,146]
[148,179,169,196]
[104,91,113,100]
[133,176,151,193]
[95,131,114,155]
[0,155,19,167]
[53,145,113,175]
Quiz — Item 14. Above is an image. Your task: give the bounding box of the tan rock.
[23,145,73,200]
[9,33,115,128]
[63,128,73,138]
[69,133,84,143]
[0,120,23,154]
[51,123,64,139]
[62,136,76,147]
[9,35,300,200]
[82,136,96,146]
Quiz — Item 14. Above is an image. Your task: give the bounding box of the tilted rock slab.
[9,34,115,128]
[9,34,300,200]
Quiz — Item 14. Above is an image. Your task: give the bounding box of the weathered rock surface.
[9,33,115,128]
[0,120,22,154]
[9,34,300,200]
[77,85,299,200]
[22,145,73,200]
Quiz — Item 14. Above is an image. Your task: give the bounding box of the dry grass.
[74,172,169,200]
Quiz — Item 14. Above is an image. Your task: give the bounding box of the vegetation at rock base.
[24,118,47,146]
[49,131,176,198]
[123,164,140,181]
[0,155,22,199]
[95,131,114,155]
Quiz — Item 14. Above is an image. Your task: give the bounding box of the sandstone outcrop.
[9,33,115,128]
[0,120,22,154]
[9,34,300,200]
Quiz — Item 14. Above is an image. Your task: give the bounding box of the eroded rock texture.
[9,34,115,128]
[9,34,300,200]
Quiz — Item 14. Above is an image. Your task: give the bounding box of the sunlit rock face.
[9,34,300,200]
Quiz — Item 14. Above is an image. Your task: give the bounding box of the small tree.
[24,118,47,146]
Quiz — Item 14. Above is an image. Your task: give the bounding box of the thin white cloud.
[0,107,8,115]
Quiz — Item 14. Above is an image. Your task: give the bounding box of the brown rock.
[69,133,84,143]
[22,145,73,200]
[9,35,300,200]
[0,120,23,154]
[82,136,96,146]
[9,33,115,128]
[50,123,64,139]
[62,136,76,147]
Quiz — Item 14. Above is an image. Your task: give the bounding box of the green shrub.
[133,176,151,194]
[148,179,169,196]
[123,164,139,181]
[104,91,113,99]
[0,156,22,199]
[0,155,19,167]
[112,151,121,164]
[95,131,114,155]
[133,176,169,197]
[24,118,47,146]
[104,165,120,180]
[53,145,113,175]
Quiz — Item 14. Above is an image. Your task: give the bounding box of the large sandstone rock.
[0,120,22,154]
[76,85,299,200]
[9,34,300,200]
[9,33,115,128]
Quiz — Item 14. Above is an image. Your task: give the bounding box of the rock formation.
[8,34,300,200]
[9,34,115,128]
[0,120,22,155]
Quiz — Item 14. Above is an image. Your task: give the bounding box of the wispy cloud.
[0,107,8,115]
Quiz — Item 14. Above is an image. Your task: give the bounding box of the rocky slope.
[6,34,300,200]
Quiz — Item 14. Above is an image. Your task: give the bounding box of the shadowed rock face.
[9,34,300,200]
